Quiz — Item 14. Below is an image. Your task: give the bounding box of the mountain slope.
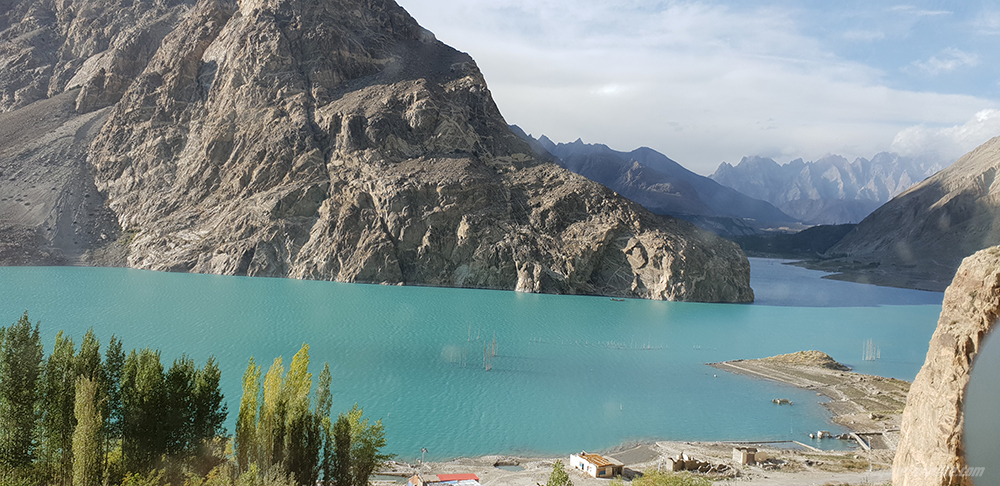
[513,130,797,232]
[823,135,1000,290]
[711,153,941,224]
[0,0,754,302]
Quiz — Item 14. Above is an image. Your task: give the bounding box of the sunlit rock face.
[0,0,754,302]
[893,246,1000,486]
[827,135,1000,287]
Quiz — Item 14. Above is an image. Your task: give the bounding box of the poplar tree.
[332,415,351,486]
[76,328,104,383]
[164,356,196,456]
[0,312,44,469]
[236,357,262,472]
[316,363,333,483]
[122,348,167,473]
[259,357,287,469]
[102,336,125,477]
[39,331,77,483]
[192,356,227,446]
[284,345,320,485]
[72,376,102,486]
[346,405,391,486]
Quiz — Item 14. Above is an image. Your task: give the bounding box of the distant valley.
[510,127,1000,293]
[511,127,800,237]
[711,153,944,224]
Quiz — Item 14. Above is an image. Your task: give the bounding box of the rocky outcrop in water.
[0,0,754,302]
[892,246,1000,486]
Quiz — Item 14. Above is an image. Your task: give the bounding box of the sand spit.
[709,350,910,454]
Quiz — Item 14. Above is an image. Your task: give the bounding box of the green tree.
[76,328,104,383]
[192,356,227,446]
[331,415,351,486]
[122,348,167,474]
[546,460,572,486]
[73,376,103,486]
[346,404,392,486]
[103,335,125,480]
[39,331,77,483]
[259,357,287,470]
[0,312,44,469]
[164,355,196,456]
[316,363,333,483]
[236,357,262,473]
[283,345,320,485]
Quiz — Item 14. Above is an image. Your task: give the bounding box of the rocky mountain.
[711,153,942,224]
[819,135,1000,291]
[0,0,754,302]
[892,246,1000,486]
[512,130,798,235]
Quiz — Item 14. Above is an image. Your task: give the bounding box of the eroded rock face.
[825,135,1000,290]
[0,0,196,113]
[893,246,1000,485]
[2,0,754,302]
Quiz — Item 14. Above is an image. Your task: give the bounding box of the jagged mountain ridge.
[511,129,798,234]
[822,135,1000,291]
[0,0,754,302]
[711,153,942,224]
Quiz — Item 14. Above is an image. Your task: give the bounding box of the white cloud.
[891,109,1000,162]
[889,5,951,16]
[396,0,997,174]
[973,11,1000,35]
[911,48,980,75]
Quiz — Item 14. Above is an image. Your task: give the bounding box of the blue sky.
[395,0,1000,174]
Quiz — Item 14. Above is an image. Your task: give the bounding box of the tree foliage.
[632,469,711,486]
[0,312,43,469]
[0,315,387,486]
[546,460,572,486]
[237,357,262,473]
[237,345,392,486]
[39,331,77,483]
[72,376,102,486]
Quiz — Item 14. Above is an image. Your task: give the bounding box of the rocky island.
[0,0,753,302]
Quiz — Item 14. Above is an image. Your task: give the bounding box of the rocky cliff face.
[892,246,1000,486]
[826,136,1000,290]
[0,0,754,302]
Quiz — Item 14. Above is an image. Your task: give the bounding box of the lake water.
[0,258,944,460]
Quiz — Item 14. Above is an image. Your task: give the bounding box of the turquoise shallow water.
[0,259,943,460]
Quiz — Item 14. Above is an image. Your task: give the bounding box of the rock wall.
[1,0,755,302]
[892,246,1000,485]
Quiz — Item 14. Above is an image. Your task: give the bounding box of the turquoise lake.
[0,258,944,461]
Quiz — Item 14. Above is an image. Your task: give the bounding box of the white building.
[569,452,624,478]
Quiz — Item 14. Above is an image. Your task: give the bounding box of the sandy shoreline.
[373,351,900,486]
[377,440,891,486]
[375,352,901,486]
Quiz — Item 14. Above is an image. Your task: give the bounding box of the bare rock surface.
[0,89,119,264]
[820,136,1000,291]
[0,0,754,302]
[892,246,1000,485]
